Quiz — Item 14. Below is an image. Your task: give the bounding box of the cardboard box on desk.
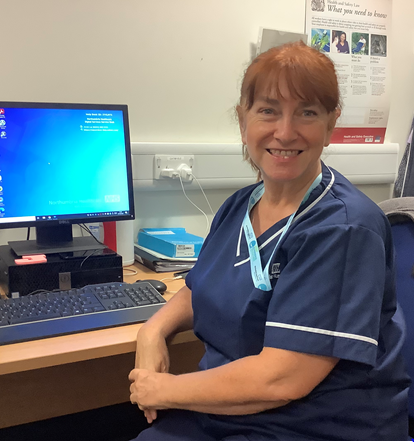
[137,228,204,258]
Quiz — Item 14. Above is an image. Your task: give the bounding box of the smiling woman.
[236,42,341,232]
[130,41,410,441]
[237,41,340,184]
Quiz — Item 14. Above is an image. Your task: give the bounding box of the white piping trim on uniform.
[234,256,251,267]
[234,226,285,266]
[236,224,244,257]
[234,168,335,267]
[266,321,378,346]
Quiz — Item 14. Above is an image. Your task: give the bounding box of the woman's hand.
[129,369,172,423]
[130,285,194,423]
[134,327,170,422]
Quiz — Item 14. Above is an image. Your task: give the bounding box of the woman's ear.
[236,105,247,145]
[324,108,341,147]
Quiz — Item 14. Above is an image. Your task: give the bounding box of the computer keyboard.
[0,281,167,346]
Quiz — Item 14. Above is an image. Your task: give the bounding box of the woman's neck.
[262,162,322,207]
[251,165,322,237]
[250,198,295,237]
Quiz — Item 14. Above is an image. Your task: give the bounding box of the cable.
[189,173,215,217]
[25,288,62,297]
[123,266,138,276]
[178,175,210,237]
[79,223,106,247]
[160,276,183,282]
[26,227,30,241]
[79,249,101,268]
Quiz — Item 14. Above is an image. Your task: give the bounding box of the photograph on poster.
[371,34,387,57]
[310,28,330,52]
[332,30,350,54]
[352,33,369,55]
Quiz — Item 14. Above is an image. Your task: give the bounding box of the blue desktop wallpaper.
[0,107,130,219]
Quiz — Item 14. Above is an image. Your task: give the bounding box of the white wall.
[1,0,414,242]
[1,0,305,142]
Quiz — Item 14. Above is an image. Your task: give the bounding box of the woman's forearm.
[139,285,194,340]
[159,353,291,414]
[130,347,337,416]
[131,354,289,415]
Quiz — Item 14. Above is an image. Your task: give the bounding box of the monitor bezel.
[0,101,135,230]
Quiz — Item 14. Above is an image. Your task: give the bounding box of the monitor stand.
[8,224,106,257]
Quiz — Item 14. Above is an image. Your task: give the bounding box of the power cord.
[79,223,106,247]
[167,165,215,237]
[160,276,185,282]
[189,173,215,217]
[177,174,210,237]
[160,165,216,237]
[79,249,101,268]
[123,266,138,276]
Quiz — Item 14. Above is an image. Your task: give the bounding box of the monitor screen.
[0,102,135,255]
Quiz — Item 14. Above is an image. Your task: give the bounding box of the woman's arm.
[139,284,194,341]
[135,284,194,371]
[134,285,194,423]
[130,346,338,415]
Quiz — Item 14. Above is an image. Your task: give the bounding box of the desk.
[0,263,204,429]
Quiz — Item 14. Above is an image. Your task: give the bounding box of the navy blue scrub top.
[186,162,410,441]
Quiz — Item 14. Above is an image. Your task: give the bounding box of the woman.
[129,41,409,440]
[337,32,350,53]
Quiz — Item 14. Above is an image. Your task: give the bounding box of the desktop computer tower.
[0,245,123,297]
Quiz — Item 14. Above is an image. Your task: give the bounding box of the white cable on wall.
[190,173,215,217]
[177,174,211,237]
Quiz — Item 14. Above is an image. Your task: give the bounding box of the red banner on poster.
[331,127,386,144]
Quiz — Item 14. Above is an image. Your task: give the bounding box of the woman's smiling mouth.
[266,149,302,159]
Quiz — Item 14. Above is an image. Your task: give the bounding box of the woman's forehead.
[254,75,319,105]
[254,95,321,108]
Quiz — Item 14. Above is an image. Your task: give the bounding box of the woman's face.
[340,33,346,42]
[239,76,338,188]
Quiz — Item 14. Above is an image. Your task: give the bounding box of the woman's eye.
[260,108,274,115]
[303,109,317,117]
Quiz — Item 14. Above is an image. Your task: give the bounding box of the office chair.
[379,198,414,436]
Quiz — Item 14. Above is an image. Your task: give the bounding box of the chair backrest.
[388,219,414,418]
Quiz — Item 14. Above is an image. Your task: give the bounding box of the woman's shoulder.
[317,166,390,235]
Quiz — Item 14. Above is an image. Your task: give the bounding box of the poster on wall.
[306,0,391,144]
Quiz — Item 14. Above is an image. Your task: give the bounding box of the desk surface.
[0,263,193,376]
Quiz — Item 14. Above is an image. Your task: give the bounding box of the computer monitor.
[0,102,135,256]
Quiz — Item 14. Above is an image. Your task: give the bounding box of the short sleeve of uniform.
[264,224,386,366]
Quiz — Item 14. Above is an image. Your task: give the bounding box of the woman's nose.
[273,116,298,144]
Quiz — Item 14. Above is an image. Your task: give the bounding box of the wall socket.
[154,154,195,181]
